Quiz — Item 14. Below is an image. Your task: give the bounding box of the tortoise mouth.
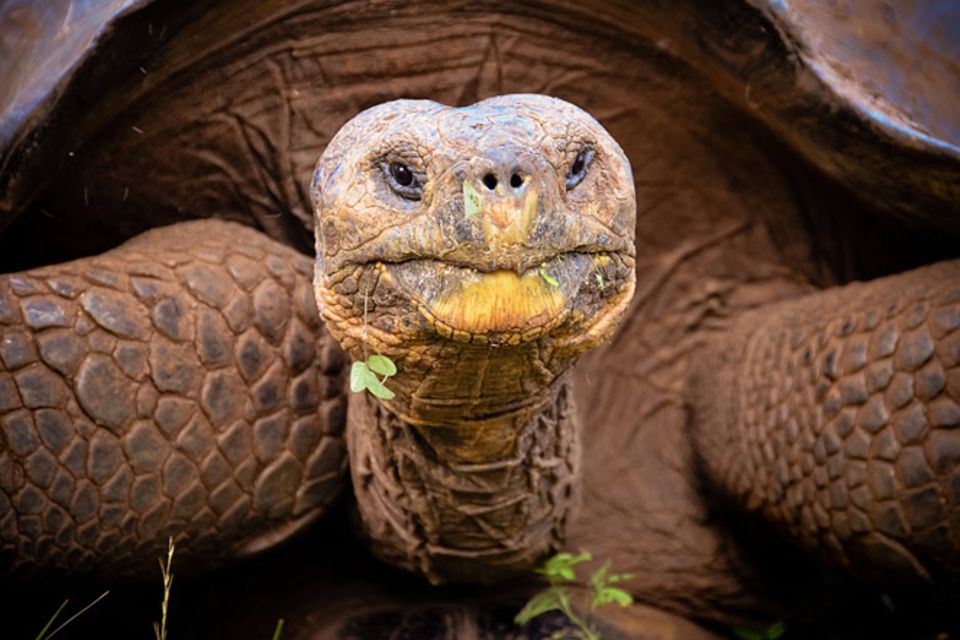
[380,250,632,342]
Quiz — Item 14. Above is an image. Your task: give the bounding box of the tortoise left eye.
[390,162,413,186]
[384,161,422,201]
[566,149,595,190]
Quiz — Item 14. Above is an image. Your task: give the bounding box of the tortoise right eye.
[565,149,595,190]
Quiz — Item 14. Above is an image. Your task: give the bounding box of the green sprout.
[515,551,634,640]
[350,286,397,400]
[539,262,559,288]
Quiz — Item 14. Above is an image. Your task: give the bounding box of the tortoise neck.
[346,376,580,583]
[364,336,574,429]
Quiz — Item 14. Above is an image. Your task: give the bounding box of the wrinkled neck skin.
[315,251,634,583]
[347,335,581,583]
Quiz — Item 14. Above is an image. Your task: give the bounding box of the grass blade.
[155,537,175,640]
[34,599,68,640]
[272,618,285,640]
[45,591,109,639]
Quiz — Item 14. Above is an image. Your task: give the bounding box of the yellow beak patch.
[429,269,565,334]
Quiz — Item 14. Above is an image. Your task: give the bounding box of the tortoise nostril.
[482,174,498,190]
[510,173,523,189]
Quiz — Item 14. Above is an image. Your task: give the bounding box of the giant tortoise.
[1,1,959,638]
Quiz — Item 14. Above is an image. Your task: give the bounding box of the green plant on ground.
[350,287,398,400]
[733,620,787,640]
[515,551,634,640]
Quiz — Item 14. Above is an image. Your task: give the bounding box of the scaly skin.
[691,259,960,584]
[346,378,579,583]
[0,220,347,577]
[311,95,636,582]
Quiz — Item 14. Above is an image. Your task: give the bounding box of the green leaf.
[464,181,483,218]
[539,262,559,287]
[592,587,632,608]
[766,620,786,639]
[365,375,396,400]
[540,551,591,581]
[607,572,634,584]
[367,354,397,377]
[594,270,605,291]
[588,561,610,592]
[733,628,765,640]
[350,361,395,399]
[350,361,373,393]
[515,589,565,625]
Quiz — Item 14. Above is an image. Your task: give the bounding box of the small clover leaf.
[364,375,395,400]
[349,361,374,393]
[367,354,397,376]
[349,358,396,400]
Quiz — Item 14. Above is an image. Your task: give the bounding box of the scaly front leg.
[691,260,960,583]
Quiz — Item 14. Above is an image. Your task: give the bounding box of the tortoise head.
[311,94,635,423]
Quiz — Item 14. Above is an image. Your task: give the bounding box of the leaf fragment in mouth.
[464,181,483,218]
[539,262,559,287]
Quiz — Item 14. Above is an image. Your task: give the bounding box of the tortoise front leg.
[0,220,347,577]
[690,260,960,582]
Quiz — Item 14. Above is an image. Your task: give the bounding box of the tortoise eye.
[566,149,595,190]
[384,161,422,201]
[571,154,585,175]
[390,162,413,186]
